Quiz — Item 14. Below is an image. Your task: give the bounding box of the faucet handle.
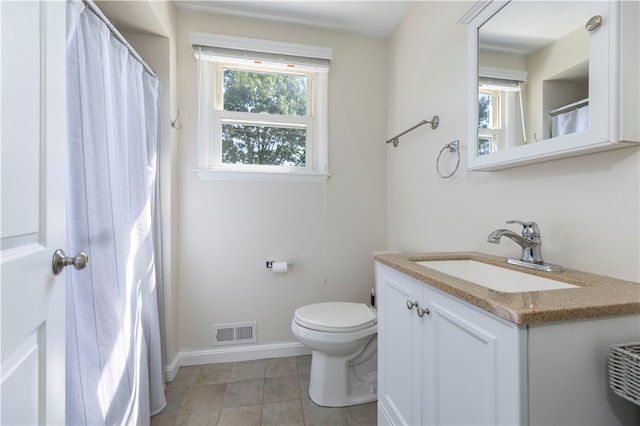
[506,220,540,238]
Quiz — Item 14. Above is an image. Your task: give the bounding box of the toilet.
[291,301,378,407]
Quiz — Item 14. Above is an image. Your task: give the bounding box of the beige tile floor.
[151,355,377,426]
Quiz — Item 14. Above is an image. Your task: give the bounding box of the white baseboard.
[164,341,311,382]
[164,354,181,382]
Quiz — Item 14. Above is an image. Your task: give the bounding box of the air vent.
[212,321,257,346]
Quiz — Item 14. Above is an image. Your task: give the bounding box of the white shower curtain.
[551,105,589,138]
[65,1,166,424]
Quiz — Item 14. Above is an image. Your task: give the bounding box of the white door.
[1,1,67,424]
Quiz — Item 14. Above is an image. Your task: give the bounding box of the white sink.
[415,260,579,293]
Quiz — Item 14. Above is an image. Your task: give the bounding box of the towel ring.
[436,140,460,178]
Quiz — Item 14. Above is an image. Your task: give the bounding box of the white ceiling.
[174,1,415,38]
[480,1,590,55]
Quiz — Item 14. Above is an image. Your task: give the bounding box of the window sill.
[194,168,330,183]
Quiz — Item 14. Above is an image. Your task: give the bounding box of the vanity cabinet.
[375,260,640,426]
[376,262,526,425]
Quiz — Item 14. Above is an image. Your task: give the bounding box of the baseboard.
[164,353,181,382]
[164,341,311,382]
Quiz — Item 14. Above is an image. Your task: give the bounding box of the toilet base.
[308,335,378,407]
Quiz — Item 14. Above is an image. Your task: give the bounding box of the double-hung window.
[478,87,503,156]
[191,33,332,182]
[477,67,527,156]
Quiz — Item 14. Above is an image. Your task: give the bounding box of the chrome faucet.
[487,220,543,264]
[487,220,563,272]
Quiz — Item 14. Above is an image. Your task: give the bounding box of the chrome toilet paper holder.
[266,260,294,268]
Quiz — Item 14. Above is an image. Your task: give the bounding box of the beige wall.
[176,12,388,351]
[479,50,526,72]
[525,27,589,141]
[387,2,639,282]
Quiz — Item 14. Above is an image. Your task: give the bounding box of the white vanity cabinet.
[376,260,640,426]
[376,262,526,426]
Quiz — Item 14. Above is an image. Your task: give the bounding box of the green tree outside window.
[222,69,308,166]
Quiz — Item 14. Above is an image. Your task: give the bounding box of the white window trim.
[192,32,331,183]
[479,66,527,83]
[479,66,527,149]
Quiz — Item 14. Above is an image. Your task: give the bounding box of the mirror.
[462,0,632,171]
[477,1,589,154]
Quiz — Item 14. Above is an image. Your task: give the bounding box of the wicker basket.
[609,342,640,406]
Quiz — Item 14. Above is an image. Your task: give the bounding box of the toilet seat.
[294,302,377,333]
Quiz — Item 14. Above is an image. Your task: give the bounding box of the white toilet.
[291,301,378,407]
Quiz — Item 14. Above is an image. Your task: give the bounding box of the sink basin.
[415,260,579,293]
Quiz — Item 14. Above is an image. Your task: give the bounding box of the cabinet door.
[376,263,423,426]
[423,288,527,426]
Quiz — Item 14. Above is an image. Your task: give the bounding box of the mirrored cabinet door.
[461,0,639,171]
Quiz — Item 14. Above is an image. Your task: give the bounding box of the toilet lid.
[294,302,377,333]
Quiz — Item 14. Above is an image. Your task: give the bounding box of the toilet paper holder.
[266,260,294,268]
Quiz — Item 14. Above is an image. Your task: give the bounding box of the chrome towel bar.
[386,115,439,147]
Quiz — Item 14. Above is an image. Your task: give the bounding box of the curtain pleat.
[65,1,166,424]
[551,105,590,138]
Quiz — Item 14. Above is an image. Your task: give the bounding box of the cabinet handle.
[407,300,430,317]
[585,15,603,32]
[417,306,430,317]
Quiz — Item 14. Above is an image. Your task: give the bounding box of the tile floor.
[151,355,377,426]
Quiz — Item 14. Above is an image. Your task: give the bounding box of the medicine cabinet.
[461,0,639,171]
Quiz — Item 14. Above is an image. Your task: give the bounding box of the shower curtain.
[65,1,166,424]
[551,105,589,138]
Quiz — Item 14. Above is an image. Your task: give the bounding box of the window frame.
[213,62,315,171]
[477,66,528,155]
[478,88,504,155]
[191,32,331,183]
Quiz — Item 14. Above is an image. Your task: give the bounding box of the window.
[478,88,502,156]
[217,65,309,167]
[477,67,528,156]
[191,33,332,183]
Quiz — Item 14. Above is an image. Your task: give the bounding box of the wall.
[387,2,639,282]
[525,27,589,141]
[176,12,388,357]
[479,50,526,72]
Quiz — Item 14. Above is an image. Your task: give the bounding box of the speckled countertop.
[374,251,640,325]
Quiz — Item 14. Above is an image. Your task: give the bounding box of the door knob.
[52,249,88,275]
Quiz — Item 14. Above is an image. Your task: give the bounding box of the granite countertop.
[374,251,640,325]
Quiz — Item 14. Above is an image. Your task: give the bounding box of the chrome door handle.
[52,249,88,275]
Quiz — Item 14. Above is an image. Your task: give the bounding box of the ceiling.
[96,0,168,36]
[479,1,590,55]
[174,1,414,38]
